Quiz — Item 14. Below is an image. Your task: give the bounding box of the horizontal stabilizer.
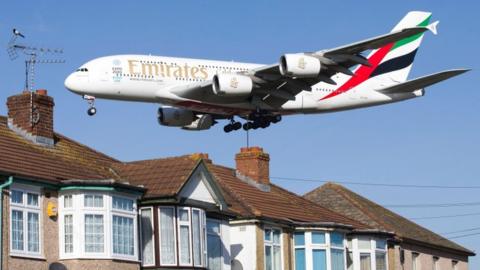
[377,69,470,94]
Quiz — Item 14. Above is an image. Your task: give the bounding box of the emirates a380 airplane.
[65,11,468,132]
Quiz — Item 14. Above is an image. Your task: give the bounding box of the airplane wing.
[376,69,469,94]
[171,25,434,110]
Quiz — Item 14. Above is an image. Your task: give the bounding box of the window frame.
[159,206,178,266]
[58,191,138,261]
[9,186,42,258]
[177,206,193,266]
[206,218,222,270]
[139,206,156,267]
[264,226,283,270]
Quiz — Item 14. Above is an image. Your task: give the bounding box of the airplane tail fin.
[367,11,436,84]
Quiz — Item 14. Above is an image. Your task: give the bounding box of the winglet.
[427,20,439,35]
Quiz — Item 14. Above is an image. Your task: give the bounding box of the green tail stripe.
[391,15,432,51]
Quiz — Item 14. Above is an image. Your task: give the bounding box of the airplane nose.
[64,73,79,93]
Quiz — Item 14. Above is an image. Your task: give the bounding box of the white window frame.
[329,232,347,270]
[293,231,347,270]
[140,206,156,267]
[178,207,193,266]
[9,185,42,259]
[264,227,283,270]
[294,231,306,270]
[111,194,137,260]
[192,208,205,267]
[58,191,138,261]
[159,206,178,266]
[348,236,389,270]
[412,252,419,270]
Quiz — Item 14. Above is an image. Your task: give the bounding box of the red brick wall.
[235,147,270,185]
[6,90,54,141]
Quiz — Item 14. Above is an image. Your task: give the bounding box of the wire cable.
[410,212,480,220]
[384,202,480,208]
[441,226,480,235]
[449,232,480,239]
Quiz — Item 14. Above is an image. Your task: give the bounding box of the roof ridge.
[54,132,120,163]
[125,154,193,164]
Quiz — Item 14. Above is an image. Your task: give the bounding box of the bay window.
[347,236,388,270]
[10,187,41,257]
[58,192,138,260]
[293,231,347,270]
[142,206,206,267]
[264,227,282,270]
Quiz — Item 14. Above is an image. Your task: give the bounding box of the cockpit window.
[76,68,89,72]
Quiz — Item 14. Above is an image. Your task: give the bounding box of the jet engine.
[279,54,321,78]
[182,114,215,130]
[212,73,253,96]
[157,106,195,127]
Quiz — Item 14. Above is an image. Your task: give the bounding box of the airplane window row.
[136,60,247,72]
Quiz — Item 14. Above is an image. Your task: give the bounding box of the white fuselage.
[65,55,423,116]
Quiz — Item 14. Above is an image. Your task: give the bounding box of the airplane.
[64,11,469,133]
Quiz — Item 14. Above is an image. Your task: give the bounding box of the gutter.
[0,176,14,270]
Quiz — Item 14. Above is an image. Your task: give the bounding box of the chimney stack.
[235,147,270,187]
[6,90,55,146]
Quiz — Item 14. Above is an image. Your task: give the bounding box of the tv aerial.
[7,28,65,91]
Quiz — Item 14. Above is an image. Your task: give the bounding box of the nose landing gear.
[83,95,97,116]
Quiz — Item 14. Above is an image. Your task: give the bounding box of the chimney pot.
[235,146,270,186]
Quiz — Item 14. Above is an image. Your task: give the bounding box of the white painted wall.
[230,223,258,270]
[179,171,215,203]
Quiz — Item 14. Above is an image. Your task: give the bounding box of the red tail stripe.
[320,43,394,100]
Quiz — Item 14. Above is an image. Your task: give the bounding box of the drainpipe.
[0,176,14,270]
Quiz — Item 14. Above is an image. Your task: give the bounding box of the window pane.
[64,195,73,208]
[192,210,202,266]
[179,209,189,221]
[84,195,103,207]
[294,232,305,246]
[295,248,306,270]
[180,225,191,264]
[113,197,134,211]
[113,215,134,255]
[331,232,344,247]
[312,232,326,244]
[160,207,176,264]
[140,209,154,265]
[360,253,371,270]
[11,210,24,250]
[85,214,104,253]
[313,249,327,270]
[331,249,345,270]
[347,251,354,270]
[273,229,281,244]
[207,220,220,234]
[64,215,73,253]
[11,190,23,204]
[359,238,371,249]
[273,246,282,270]
[27,193,38,206]
[27,212,39,252]
[376,239,386,250]
[376,252,386,270]
[207,232,222,270]
[265,228,272,241]
[265,245,272,270]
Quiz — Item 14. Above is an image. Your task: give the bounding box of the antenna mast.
[7,28,65,91]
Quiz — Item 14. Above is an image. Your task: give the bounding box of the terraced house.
[0,90,475,270]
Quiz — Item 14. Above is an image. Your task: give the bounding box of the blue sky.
[1,0,479,267]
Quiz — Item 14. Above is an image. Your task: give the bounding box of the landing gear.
[242,115,281,131]
[223,118,242,133]
[83,95,96,116]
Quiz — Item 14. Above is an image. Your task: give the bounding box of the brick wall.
[235,147,270,186]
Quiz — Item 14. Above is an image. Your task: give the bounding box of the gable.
[179,161,227,210]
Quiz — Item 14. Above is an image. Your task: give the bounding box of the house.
[0,90,474,270]
[304,183,475,270]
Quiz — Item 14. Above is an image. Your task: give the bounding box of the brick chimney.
[6,90,55,146]
[235,147,270,188]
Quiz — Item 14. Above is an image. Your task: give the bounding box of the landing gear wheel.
[271,115,282,124]
[87,107,97,116]
[224,124,233,133]
[233,122,242,130]
[260,121,270,129]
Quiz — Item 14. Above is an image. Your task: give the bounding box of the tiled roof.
[0,116,120,183]
[112,156,198,198]
[208,164,369,228]
[304,182,475,255]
